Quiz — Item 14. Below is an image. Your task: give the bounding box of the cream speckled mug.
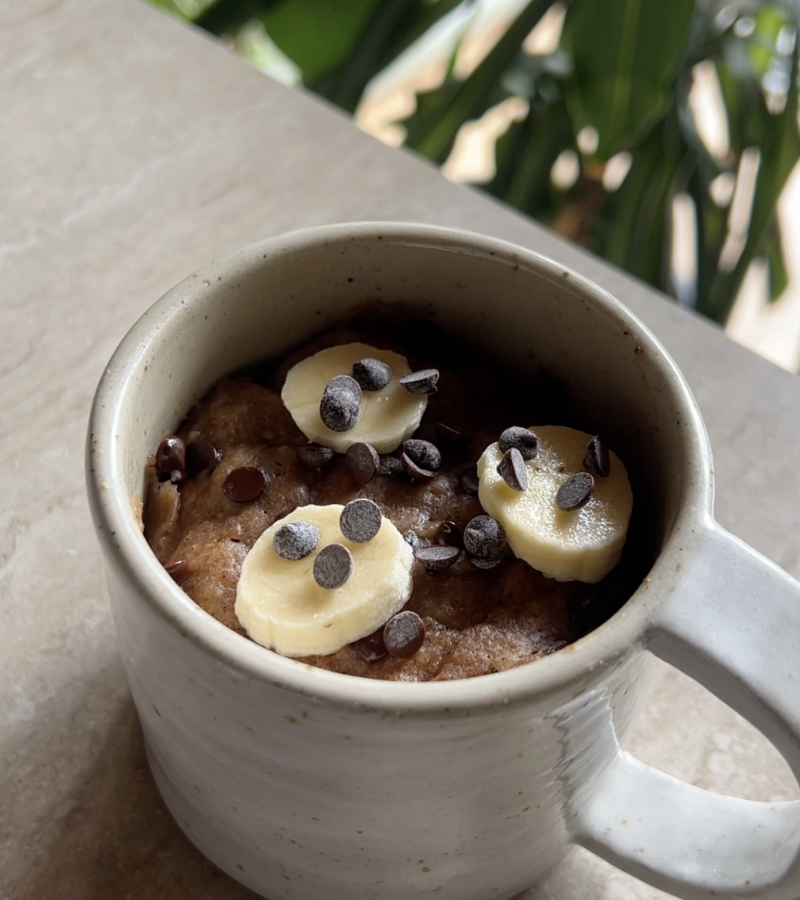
[87,223,800,900]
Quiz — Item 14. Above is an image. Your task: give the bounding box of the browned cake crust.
[144,328,620,681]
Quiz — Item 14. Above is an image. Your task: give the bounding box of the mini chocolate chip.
[344,442,380,485]
[379,455,407,479]
[352,358,392,391]
[497,447,528,491]
[156,435,185,481]
[415,544,461,574]
[435,423,472,458]
[352,628,388,663]
[399,369,439,395]
[273,521,319,560]
[402,453,437,480]
[340,498,382,543]
[435,521,463,548]
[185,440,221,477]
[320,375,362,432]
[383,610,425,658]
[498,427,539,461]
[296,445,335,472]
[313,543,354,589]
[583,435,610,478]
[165,559,189,584]
[402,439,441,471]
[459,465,479,496]
[463,515,506,561]
[556,472,595,511]
[223,466,266,503]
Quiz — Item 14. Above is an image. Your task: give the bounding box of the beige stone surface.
[1,1,798,899]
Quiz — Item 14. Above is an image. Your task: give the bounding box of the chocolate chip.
[344,442,380,485]
[556,472,595,511]
[185,440,221,477]
[340,498,382,543]
[352,358,392,391]
[583,436,610,478]
[402,453,437,480]
[383,610,425,658]
[223,466,266,503]
[459,466,479,496]
[402,439,441,471]
[435,521,463,548]
[463,515,506,562]
[415,545,461,574]
[320,375,362,432]
[435,423,471,457]
[399,369,439,395]
[313,543,353,589]
[165,559,189,585]
[273,521,319,560]
[498,427,539,461]
[379,455,407,479]
[497,447,528,491]
[296,444,335,472]
[156,435,185,481]
[352,628,388,663]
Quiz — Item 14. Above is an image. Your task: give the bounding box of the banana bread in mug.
[144,315,651,681]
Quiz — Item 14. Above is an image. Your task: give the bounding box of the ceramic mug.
[87,223,800,900]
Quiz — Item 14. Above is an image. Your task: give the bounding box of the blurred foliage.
[149,0,800,324]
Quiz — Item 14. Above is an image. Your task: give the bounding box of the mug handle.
[572,517,800,899]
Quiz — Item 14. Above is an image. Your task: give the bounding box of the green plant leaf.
[595,143,659,272]
[762,215,790,301]
[563,0,695,159]
[262,0,380,83]
[391,0,471,60]
[687,166,730,311]
[701,33,799,322]
[311,0,467,115]
[147,0,187,18]
[748,4,790,79]
[401,0,557,164]
[594,111,688,291]
[482,96,574,219]
[194,0,278,34]
[717,32,772,157]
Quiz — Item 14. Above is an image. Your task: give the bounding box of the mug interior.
[90,223,711,705]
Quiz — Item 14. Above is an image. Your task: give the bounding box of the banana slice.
[235,504,414,657]
[281,343,427,453]
[477,426,632,583]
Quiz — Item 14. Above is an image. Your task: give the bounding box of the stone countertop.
[2,1,798,898]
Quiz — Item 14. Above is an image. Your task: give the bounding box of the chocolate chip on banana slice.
[281,343,429,454]
[477,426,633,583]
[235,504,414,657]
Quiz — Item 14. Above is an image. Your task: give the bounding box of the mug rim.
[87,221,713,712]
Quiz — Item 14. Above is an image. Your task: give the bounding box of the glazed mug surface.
[87,223,800,900]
